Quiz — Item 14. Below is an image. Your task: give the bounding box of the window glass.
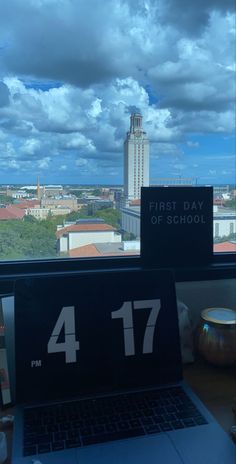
[0,1,235,261]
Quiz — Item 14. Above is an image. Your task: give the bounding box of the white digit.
[47,306,80,363]
[111,299,161,356]
[111,301,135,356]
[134,299,161,353]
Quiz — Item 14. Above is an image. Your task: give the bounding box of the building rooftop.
[56,223,115,238]
[213,241,236,252]
[213,207,236,217]
[69,242,140,258]
[75,218,105,224]
[129,199,141,206]
[14,200,40,209]
[0,205,25,220]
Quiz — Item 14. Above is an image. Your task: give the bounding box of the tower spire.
[37,176,40,200]
[130,113,142,133]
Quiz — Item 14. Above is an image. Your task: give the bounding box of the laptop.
[12,269,235,464]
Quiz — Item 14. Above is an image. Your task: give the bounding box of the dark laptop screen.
[14,269,182,403]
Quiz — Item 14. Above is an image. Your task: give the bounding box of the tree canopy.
[96,208,121,229]
[0,219,57,260]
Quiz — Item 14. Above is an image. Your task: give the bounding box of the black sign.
[141,186,213,267]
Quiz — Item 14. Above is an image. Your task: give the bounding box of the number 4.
[47,306,80,363]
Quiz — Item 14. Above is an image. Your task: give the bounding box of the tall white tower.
[124,113,149,201]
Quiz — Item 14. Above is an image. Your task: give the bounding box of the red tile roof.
[16,200,40,209]
[0,205,25,220]
[69,244,101,257]
[69,244,140,258]
[129,199,141,206]
[57,223,115,238]
[214,242,236,252]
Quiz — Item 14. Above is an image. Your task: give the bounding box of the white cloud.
[0,0,235,183]
[187,141,199,148]
[87,99,102,118]
[59,164,67,171]
[20,138,41,155]
[75,159,88,167]
[151,143,183,157]
[173,163,187,171]
[38,157,51,169]
[0,82,10,107]
[8,159,20,169]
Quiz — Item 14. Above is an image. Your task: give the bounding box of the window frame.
[0,251,235,297]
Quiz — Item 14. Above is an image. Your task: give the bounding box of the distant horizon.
[0,182,235,188]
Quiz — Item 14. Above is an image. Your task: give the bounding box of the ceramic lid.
[201,307,236,325]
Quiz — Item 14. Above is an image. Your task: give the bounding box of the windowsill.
[0,255,235,295]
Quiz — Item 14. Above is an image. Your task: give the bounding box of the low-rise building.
[6,190,30,199]
[121,205,141,238]
[0,205,25,220]
[213,208,236,238]
[68,240,140,258]
[213,241,236,253]
[56,219,121,254]
[15,200,40,210]
[121,204,236,240]
[43,185,64,197]
[87,199,113,215]
[41,195,78,211]
[26,206,71,220]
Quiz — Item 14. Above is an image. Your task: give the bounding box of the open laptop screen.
[14,269,182,404]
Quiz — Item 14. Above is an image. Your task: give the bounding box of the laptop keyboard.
[23,386,208,456]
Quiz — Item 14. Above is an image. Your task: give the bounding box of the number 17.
[111,299,161,356]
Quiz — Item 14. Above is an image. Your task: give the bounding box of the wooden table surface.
[184,357,236,435]
[1,358,235,463]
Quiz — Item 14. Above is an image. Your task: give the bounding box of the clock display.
[14,270,181,403]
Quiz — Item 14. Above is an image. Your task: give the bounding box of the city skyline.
[0,1,235,186]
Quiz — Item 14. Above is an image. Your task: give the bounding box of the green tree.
[96,208,121,229]
[122,232,136,241]
[24,215,38,223]
[0,195,14,205]
[0,219,57,260]
[92,188,102,197]
[225,199,236,210]
[68,190,83,198]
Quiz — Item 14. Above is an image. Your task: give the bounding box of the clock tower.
[124,113,149,202]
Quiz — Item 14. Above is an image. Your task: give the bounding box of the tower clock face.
[135,130,141,137]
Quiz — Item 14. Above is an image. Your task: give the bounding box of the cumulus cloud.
[0,0,155,87]
[187,141,199,148]
[148,12,236,114]
[158,0,235,36]
[0,0,235,183]
[20,138,42,156]
[0,82,10,107]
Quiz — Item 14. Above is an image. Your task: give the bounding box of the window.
[0,0,235,268]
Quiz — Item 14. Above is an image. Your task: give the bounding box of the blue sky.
[0,0,235,186]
